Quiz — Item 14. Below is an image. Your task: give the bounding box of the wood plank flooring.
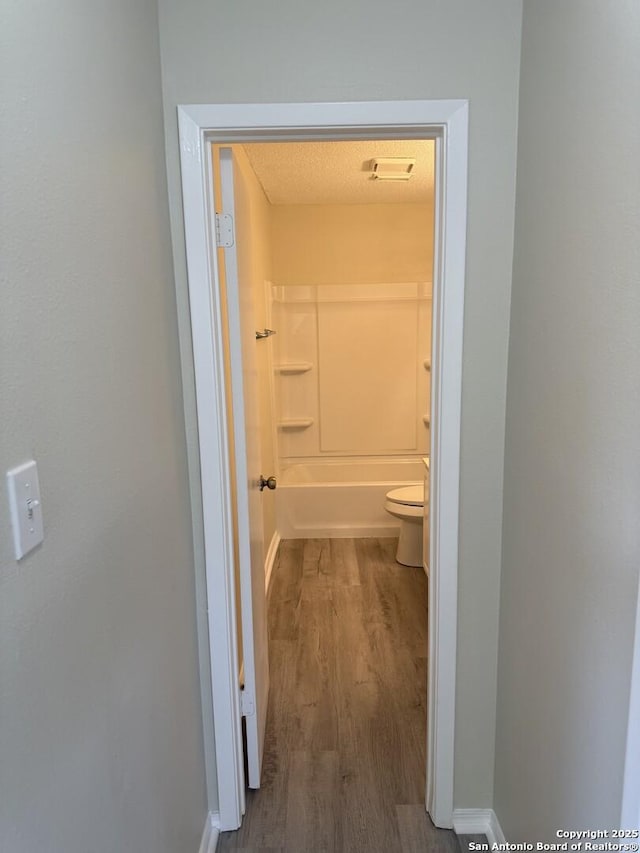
[218,537,460,853]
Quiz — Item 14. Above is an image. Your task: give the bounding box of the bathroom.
[216,139,435,575]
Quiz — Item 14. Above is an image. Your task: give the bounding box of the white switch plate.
[7,460,44,560]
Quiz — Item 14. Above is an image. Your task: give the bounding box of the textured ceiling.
[242,139,435,205]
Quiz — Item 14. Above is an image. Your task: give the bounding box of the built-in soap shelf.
[278,418,314,431]
[423,360,431,371]
[275,362,313,375]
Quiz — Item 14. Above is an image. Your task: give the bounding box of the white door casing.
[621,576,640,829]
[177,100,468,831]
[219,147,269,790]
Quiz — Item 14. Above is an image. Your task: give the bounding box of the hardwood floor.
[218,537,460,853]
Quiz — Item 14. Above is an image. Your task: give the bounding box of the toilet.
[385,483,426,567]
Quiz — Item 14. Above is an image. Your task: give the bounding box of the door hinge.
[240,688,255,717]
[215,213,234,248]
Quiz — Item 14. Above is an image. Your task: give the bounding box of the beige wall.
[0,2,208,850]
[157,0,523,809]
[495,0,640,839]
[271,203,433,286]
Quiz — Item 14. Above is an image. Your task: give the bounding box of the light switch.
[7,460,44,560]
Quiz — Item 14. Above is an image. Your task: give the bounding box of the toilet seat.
[386,484,425,507]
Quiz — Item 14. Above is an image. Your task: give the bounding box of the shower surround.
[270,281,431,537]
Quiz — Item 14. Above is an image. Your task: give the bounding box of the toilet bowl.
[384,484,426,567]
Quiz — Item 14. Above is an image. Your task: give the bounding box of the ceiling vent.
[370,157,416,181]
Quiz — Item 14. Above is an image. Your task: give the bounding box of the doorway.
[216,137,435,832]
[177,100,468,832]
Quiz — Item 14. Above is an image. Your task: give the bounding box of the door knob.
[259,474,277,492]
[255,328,276,340]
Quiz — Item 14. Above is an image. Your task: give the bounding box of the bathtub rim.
[278,455,428,486]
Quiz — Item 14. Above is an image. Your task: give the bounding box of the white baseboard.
[277,524,400,539]
[198,811,220,853]
[265,530,281,593]
[453,809,506,846]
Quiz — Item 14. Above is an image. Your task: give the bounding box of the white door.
[219,147,269,789]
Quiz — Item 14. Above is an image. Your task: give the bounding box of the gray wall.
[495,0,640,839]
[0,2,207,850]
[157,0,523,808]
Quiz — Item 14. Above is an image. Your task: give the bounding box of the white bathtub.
[275,458,426,539]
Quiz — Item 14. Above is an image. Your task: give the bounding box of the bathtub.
[275,458,426,539]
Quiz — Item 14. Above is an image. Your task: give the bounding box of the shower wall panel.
[317,288,418,452]
[271,283,431,462]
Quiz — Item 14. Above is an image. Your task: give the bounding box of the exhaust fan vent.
[370,157,416,181]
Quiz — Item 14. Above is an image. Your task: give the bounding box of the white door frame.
[177,100,468,832]
[621,577,640,828]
